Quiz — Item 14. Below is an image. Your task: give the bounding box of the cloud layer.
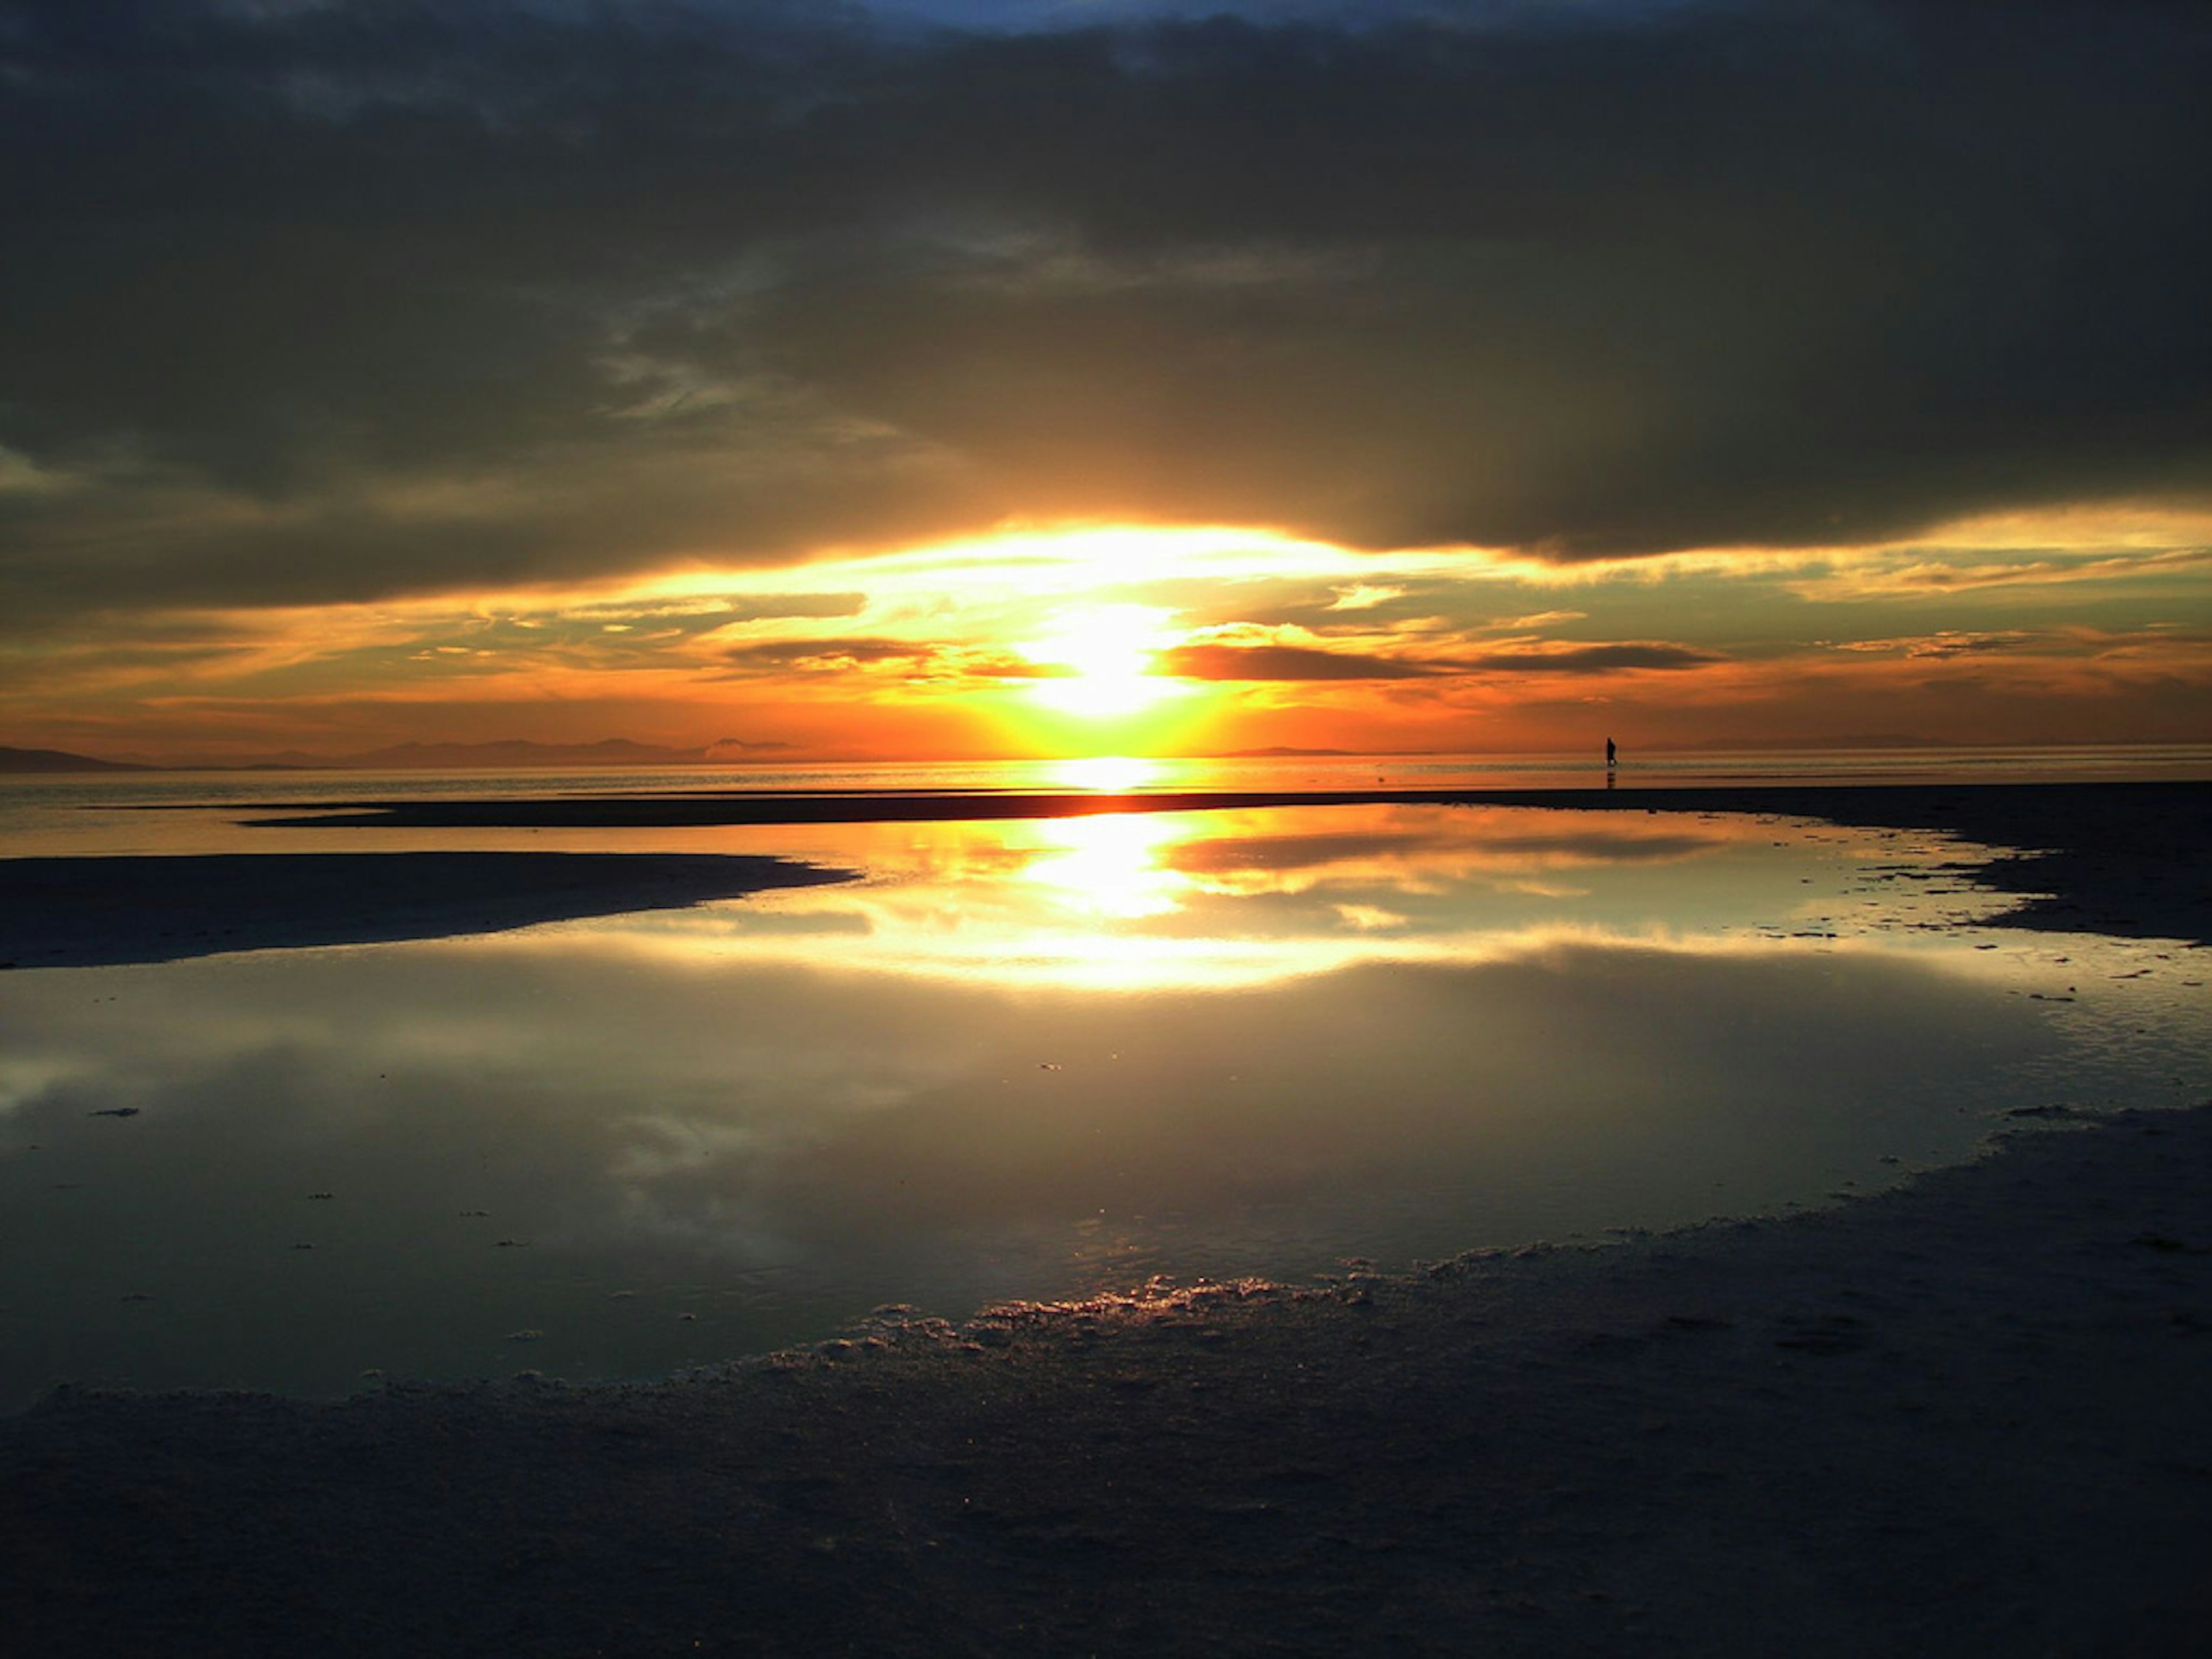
[3,0,2208,635]
[1,1,2207,759]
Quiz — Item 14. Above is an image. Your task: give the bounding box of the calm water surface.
[2,774,2207,1408]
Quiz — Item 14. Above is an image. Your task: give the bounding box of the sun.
[1020,603,1184,718]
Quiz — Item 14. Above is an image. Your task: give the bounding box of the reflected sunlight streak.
[1024,812,1191,921]
[558,804,2001,994]
[1047,756,1165,793]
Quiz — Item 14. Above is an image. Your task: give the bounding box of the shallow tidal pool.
[2,802,2206,1408]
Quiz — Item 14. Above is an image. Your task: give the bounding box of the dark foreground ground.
[4,1109,2207,1657]
[3,781,2207,1655]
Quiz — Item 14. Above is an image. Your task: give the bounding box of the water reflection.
[1,804,2204,1408]
[1043,754,1165,794]
[608,805,1985,991]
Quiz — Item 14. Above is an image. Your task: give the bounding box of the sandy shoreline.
[3,779,2207,1654]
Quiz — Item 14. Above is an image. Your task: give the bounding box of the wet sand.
[3,781,2208,1654]
[0,851,846,968]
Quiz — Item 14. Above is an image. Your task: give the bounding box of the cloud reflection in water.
[1,804,2188,1406]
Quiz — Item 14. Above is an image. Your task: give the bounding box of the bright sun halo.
[1021,604,1182,718]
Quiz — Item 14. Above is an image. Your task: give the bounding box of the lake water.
[2,755,2208,1408]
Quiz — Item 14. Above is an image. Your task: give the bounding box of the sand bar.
[0,851,847,968]
[237,777,2210,832]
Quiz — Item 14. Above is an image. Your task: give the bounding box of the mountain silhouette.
[0,745,150,774]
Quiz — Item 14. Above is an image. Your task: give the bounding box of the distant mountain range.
[0,744,152,774]
[0,738,793,774]
[1691,733,1953,751]
[323,737,796,770]
[3,733,1987,776]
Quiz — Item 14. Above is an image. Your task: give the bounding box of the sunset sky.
[3,0,2208,764]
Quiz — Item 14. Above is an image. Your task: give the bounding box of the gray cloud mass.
[1162,641,1445,680]
[1,0,2206,634]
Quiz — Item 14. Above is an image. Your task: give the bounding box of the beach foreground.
[4,1107,2206,1656]
[3,782,2207,1654]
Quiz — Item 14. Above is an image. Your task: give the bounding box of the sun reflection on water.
[1024,812,1188,921]
[8,796,2209,1408]
[1046,755,1164,794]
[585,803,1997,994]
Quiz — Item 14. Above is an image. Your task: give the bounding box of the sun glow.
[1048,755,1164,793]
[1019,603,1185,718]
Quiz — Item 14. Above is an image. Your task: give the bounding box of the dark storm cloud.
[1460,643,1722,673]
[1165,637,1719,679]
[717,634,1052,679]
[1161,641,1441,680]
[2,0,2207,634]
